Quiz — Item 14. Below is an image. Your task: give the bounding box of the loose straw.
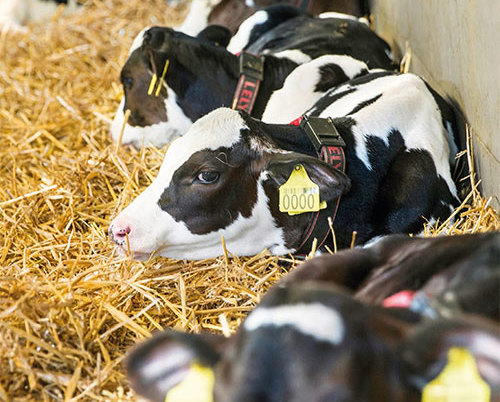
[115,108,131,152]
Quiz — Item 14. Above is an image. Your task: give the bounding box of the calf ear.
[143,26,175,53]
[263,152,351,204]
[197,25,232,47]
[126,330,228,402]
[399,318,500,396]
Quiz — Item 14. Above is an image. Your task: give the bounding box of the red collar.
[292,115,346,255]
[232,52,264,114]
[383,290,417,308]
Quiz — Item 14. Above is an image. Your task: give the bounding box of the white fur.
[262,55,368,124]
[269,49,312,64]
[310,73,457,194]
[244,303,345,345]
[318,11,358,21]
[319,12,369,26]
[227,10,268,54]
[129,27,150,55]
[110,108,290,259]
[177,0,219,36]
[110,88,192,148]
[0,0,79,29]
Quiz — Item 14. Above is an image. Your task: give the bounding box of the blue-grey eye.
[122,77,134,90]
[196,171,220,184]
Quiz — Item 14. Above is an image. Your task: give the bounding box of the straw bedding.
[0,1,498,400]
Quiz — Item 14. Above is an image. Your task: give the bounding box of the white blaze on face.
[262,55,368,124]
[110,108,290,259]
[227,10,268,54]
[244,303,345,345]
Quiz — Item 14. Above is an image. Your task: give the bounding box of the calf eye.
[196,171,220,184]
[122,77,134,90]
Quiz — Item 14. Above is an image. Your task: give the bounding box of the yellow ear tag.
[422,347,491,402]
[165,364,215,402]
[148,73,158,95]
[279,164,327,216]
[155,59,170,97]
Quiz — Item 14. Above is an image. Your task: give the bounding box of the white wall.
[371,0,499,206]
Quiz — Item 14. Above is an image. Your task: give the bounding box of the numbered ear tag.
[165,364,214,402]
[422,347,490,402]
[279,164,327,215]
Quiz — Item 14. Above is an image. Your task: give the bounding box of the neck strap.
[232,52,264,114]
[291,115,347,255]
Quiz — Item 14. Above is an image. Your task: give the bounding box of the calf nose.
[109,223,131,245]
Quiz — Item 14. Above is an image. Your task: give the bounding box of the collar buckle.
[239,52,264,81]
[300,115,346,151]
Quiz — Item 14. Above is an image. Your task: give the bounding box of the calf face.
[126,283,500,402]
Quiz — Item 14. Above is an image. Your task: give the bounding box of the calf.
[285,232,500,321]
[109,71,459,260]
[0,0,80,30]
[180,0,369,36]
[111,19,394,147]
[126,282,500,402]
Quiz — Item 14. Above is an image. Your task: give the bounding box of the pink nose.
[110,223,131,245]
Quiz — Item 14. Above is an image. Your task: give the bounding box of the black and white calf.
[111,18,394,148]
[126,282,500,402]
[179,0,370,36]
[109,71,459,260]
[286,232,500,321]
[0,0,80,30]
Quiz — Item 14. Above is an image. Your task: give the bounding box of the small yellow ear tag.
[155,59,170,97]
[148,74,158,96]
[279,164,327,215]
[422,347,490,402]
[165,364,215,402]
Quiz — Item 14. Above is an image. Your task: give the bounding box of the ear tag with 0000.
[165,363,215,402]
[422,347,490,402]
[279,164,327,215]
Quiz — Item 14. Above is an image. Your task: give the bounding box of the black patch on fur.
[197,25,232,47]
[346,94,382,115]
[315,63,350,92]
[158,144,259,235]
[309,88,357,116]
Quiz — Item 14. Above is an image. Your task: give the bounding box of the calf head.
[126,283,500,401]
[111,26,237,148]
[109,108,350,260]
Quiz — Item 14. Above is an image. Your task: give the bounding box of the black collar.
[232,52,264,114]
[293,115,347,255]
